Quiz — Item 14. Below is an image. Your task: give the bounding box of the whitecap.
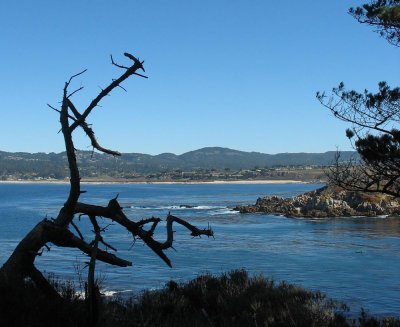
[102,289,133,297]
[209,209,239,216]
[130,205,226,211]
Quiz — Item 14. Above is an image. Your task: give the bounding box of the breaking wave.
[130,205,226,210]
[127,204,239,216]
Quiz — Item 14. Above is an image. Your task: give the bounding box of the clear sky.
[0,1,399,155]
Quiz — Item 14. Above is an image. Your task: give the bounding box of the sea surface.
[0,182,399,317]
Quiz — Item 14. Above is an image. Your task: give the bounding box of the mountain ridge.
[0,147,357,179]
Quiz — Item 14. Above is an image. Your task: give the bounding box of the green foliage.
[346,129,355,139]
[355,130,400,164]
[319,81,400,166]
[317,2,400,196]
[349,0,400,46]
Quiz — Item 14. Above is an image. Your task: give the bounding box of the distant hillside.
[177,147,356,169]
[0,147,357,180]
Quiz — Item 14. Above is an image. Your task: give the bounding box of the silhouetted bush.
[0,276,86,327]
[0,270,399,327]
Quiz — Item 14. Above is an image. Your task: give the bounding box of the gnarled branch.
[69,53,146,132]
[74,200,213,267]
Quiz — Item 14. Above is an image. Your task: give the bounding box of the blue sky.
[0,1,399,155]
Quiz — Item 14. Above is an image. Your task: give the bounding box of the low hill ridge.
[0,147,356,179]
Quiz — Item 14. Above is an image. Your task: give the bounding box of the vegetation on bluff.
[1,269,399,327]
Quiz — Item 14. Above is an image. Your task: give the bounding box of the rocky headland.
[234,185,400,218]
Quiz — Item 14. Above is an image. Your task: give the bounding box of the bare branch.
[69,53,146,132]
[111,55,129,70]
[47,103,78,122]
[70,220,84,240]
[66,69,87,88]
[47,103,59,112]
[134,72,149,79]
[161,214,214,249]
[67,99,121,156]
[327,151,400,198]
[100,239,117,252]
[112,79,127,92]
[124,52,145,72]
[74,200,213,268]
[46,221,131,267]
[67,86,84,99]
[136,217,162,227]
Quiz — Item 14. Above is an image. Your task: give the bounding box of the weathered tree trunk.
[1,221,47,285]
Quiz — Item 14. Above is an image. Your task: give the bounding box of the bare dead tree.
[0,53,213,308]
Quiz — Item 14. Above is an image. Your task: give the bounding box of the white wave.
[209,209,239,216]
[102,289,133,297]
[192,205,225,210]
[72,289,133,298]
[130,205,226,210]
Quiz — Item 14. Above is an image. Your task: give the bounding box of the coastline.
[0,179,311,185]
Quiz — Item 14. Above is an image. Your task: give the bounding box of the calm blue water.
[0,183,399,317]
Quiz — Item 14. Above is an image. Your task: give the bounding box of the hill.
[0,147,356,180]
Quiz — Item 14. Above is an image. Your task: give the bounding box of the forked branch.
[69,53,147,132]
[74,200,214,267]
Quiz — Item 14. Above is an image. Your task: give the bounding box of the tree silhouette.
[349,0,400,47]
[0,53,213,323]
[317,1,400,197]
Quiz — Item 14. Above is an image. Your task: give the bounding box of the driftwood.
[0,53,213,322]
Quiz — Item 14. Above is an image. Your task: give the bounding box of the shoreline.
[0,179,314,185]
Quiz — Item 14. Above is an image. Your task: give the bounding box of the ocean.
[0,182,399,317]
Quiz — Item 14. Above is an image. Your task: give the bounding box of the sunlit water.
[0,183,399,317]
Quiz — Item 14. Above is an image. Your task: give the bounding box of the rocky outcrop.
[234,185,400,218]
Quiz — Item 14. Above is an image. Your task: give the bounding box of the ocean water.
[0,182,399,317]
